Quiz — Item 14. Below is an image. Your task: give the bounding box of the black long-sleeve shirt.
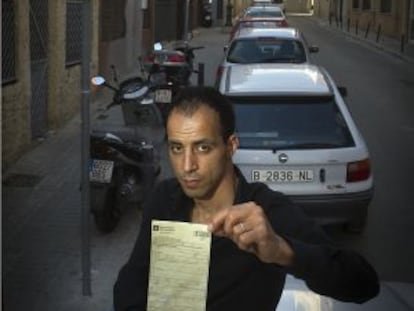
[114,169,379,311]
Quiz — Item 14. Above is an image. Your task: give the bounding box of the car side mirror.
[309,45,319,53]
[338,86,348,97]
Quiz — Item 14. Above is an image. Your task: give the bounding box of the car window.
[244,9,283,18]
[227,38,307,63]
[230,97,354,150]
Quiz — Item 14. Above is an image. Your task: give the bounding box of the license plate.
[251,169,314,183]
[89,159,114,183]
[155,89,172,103]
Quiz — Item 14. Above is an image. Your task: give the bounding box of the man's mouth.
[182,178,200,188]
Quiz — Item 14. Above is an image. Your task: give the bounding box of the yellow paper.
[147,220,212,311]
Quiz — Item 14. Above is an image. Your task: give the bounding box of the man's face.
[167,105,237,200]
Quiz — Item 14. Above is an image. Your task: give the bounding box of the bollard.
[376,24,381,43]
[401,34,405,53]
[347,17,350,32]
[197,63,205,86]
[365,22,370,39]
[355,20,359,36]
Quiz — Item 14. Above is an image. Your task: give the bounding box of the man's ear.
[227,134,239,156]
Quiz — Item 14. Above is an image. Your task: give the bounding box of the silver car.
[218,63,373,232]
[216,27,319,85]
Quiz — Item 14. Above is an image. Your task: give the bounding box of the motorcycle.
[201,3,213,28]
[143,41,205,122]
[89,74,163,233]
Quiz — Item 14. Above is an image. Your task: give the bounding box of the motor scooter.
[143,42,205,122]
[89,74,163,233]
[201,3,213,28]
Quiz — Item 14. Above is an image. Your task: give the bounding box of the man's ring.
[239,223,246,232]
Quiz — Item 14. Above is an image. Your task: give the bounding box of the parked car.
[252,0,286,13]
[276,275,414,311]
[217,63,373,232]
[228,27,318,64]
[231,6,288,40]
[216,27,319,86]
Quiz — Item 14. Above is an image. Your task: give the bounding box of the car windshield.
[245,9,283,18]
[227,38,306,63]
[230,97,355,150]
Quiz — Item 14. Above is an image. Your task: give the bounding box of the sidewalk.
[309,14,414,63]
[2,17,413,311]
[1,26,228,311]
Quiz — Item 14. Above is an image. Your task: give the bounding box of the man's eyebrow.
[168,138,216,146]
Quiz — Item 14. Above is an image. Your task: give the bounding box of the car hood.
[276,275,414,311]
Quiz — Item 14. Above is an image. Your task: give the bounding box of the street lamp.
[225,0,233,27]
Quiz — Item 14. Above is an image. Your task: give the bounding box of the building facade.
[2,0,203,171]
[313,0,414,44]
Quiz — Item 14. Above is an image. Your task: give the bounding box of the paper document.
[147,220,212,311]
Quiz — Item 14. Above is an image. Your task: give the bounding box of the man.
[113,86,379,311]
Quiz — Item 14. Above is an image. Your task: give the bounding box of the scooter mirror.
[91,76,106,86]
[154,42,163,51]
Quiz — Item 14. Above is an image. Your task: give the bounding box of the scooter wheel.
[92,186,121,233]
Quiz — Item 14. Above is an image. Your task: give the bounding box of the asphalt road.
[287,16,414,283]
[142,19,414,284]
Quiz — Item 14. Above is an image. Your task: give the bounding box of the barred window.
[352,0,359,9]
[380,0,392,13]
[2,0,17,85]
[66,0,83,66]
[362,0,371,10]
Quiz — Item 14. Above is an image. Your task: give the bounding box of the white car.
[252,0,286,13]
[277,275,414,311]
[217,63,373,232]
[216,27,319,86]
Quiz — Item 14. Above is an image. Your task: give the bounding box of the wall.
[99,0,143,79]
[313,0,331,19]
[2,0,32,170]
[2,0,101,171]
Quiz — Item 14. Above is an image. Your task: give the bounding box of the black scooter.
[89,74,163,233]
[143,42,205,122]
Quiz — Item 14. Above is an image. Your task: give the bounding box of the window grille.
[66,0,83,66]
[380,0,392,13]
[352,0,359,9]
[2,0,17,85]
[362,0,371,10]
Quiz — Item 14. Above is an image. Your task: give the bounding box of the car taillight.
[347,159,371,182]
[167,54,186,62]
[280,20,289,27]
[146,54,155,63]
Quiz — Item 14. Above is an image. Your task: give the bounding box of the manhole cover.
[2,173,43,188]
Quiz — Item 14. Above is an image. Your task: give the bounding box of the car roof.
[234,27,300,40]
[221,64,332,96]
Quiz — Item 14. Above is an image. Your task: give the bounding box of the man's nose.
[183,149,197,172]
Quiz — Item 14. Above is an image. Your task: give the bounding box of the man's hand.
[208,201,294,266]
